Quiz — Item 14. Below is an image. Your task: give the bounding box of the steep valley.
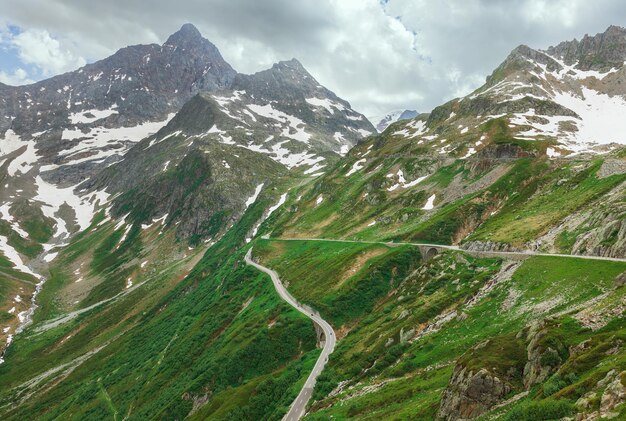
[0,23,625,421]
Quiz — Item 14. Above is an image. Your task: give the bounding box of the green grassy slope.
[0,190,319,420]
[272,127,625,253]
[256,239,626,420]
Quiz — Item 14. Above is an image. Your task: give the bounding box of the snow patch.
[387,169,429,190]
[245,183,264,209]
[346,159,366,177]
[0,130,39,176]
[247,103,311,143]
[546,147,561,158]
[422,194,436,210]
[305,97,345,114]
[61,114,175,164]
[69,105,118,124]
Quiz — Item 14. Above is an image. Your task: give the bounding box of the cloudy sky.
[1,0,626,117]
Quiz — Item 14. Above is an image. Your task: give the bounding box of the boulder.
[437,366,511,420]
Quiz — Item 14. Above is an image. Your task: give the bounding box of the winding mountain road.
[245,249,336,421]
[244,238,624,420]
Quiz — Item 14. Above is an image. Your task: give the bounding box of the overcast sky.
[1,0,626,117]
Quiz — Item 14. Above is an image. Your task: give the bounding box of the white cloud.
[9,28,86,77]
[0,67,34,85]
[1,0,626,114]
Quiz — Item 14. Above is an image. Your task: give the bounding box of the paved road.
[274,237,626,263]
[245,249,336,421]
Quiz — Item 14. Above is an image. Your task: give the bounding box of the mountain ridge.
[0,23,373,359]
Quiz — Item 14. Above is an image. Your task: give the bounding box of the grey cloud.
[2,0,626,117]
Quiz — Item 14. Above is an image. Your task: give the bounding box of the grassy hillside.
[0,189,320,420]
[1,121,624,421]
[272,132,625,255]
[256,239,626,420]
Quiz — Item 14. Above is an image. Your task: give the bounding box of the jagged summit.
[262,58,315,82]
[164,23,207,47]
[273,58,307,70]
[546,25,626,70]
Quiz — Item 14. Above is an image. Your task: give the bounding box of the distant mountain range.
[369,109,418,132]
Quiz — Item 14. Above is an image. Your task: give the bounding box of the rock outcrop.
[575,369,626,420]
[438,366,512,420]
[521,320,566,389]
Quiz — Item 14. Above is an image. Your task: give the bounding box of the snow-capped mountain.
[1,24,236,184]
[0,23,374,341]
[383,25,626,158]
[143,58,374,171]
[369,109,418,132]
[80,57,375,242]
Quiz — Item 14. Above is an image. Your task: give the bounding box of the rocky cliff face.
[232,59,373,154]
[576,369,626,420]
[547,25,626,71]
[437,366,512,420]
[520,320,567,389]
[438,319,571,420]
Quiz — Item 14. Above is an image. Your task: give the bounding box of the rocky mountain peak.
[164,23,205,47]
[546,25,626,70]
[268,58,314,81]
[273,58,306,71]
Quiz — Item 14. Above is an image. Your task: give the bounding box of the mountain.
[0,24,372,368]
[0,24,624,421]
[252,25,626,420]
[369,109,418,132]
[1,24,236,182]
[273,25,626,259]
[81,60,374,243]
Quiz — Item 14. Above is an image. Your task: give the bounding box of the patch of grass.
[504,399,573,421]
[256,239,422,327]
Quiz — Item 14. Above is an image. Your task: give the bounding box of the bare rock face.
[600,371,626,418]
[572,214,626,259]
[547,25,626,71]
[437,320,570,420]
[575,369,626,420]
[437,366,511,420]
[437,335,525,420]
[522,320,567,389]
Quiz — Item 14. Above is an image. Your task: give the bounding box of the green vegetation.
[9,200,54,243]
[253,239,626,420]
[0,190,321,421]
[457,333,527,388]
[504,399,574,421]
[1,110,624,421]
[256,239,423,327]
[468,160,626,245]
